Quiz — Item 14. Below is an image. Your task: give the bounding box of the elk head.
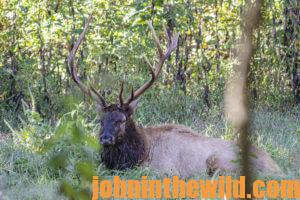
[68,16,179,146]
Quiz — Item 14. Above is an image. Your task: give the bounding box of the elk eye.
[117,119,125,124]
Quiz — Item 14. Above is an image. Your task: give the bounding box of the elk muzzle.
[100,134,115,146]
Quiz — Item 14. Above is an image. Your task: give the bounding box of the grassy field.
[0,92,299,200]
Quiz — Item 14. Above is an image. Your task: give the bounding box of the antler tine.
[143,55,153,69]
[130,86,134,100]
[120,82,137,107]
[126,86,135,104]
[67,15,107,108]
[143,55,156,78]
[148,21,164,58]
[90,86,107,107]
[123,21,179,106]
[119,81,124,106]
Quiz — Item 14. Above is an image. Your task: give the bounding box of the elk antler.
[68,16,107,108]
[119,21,180,107]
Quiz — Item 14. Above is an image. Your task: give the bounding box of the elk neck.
[100,118,147,170]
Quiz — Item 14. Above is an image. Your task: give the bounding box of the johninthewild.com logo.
[92,176,300,199]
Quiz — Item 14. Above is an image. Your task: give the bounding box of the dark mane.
[100,118,146,170]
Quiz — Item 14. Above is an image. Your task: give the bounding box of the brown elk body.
[100,115,281,177]
[68,18,281,177]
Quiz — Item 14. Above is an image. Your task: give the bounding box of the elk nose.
[100,135,115,145]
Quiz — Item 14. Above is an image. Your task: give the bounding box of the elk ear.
[127,99,139,115]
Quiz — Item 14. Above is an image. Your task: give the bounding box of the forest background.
[0,0,299,199]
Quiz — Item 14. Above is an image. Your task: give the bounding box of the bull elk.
[68,17,281,177]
